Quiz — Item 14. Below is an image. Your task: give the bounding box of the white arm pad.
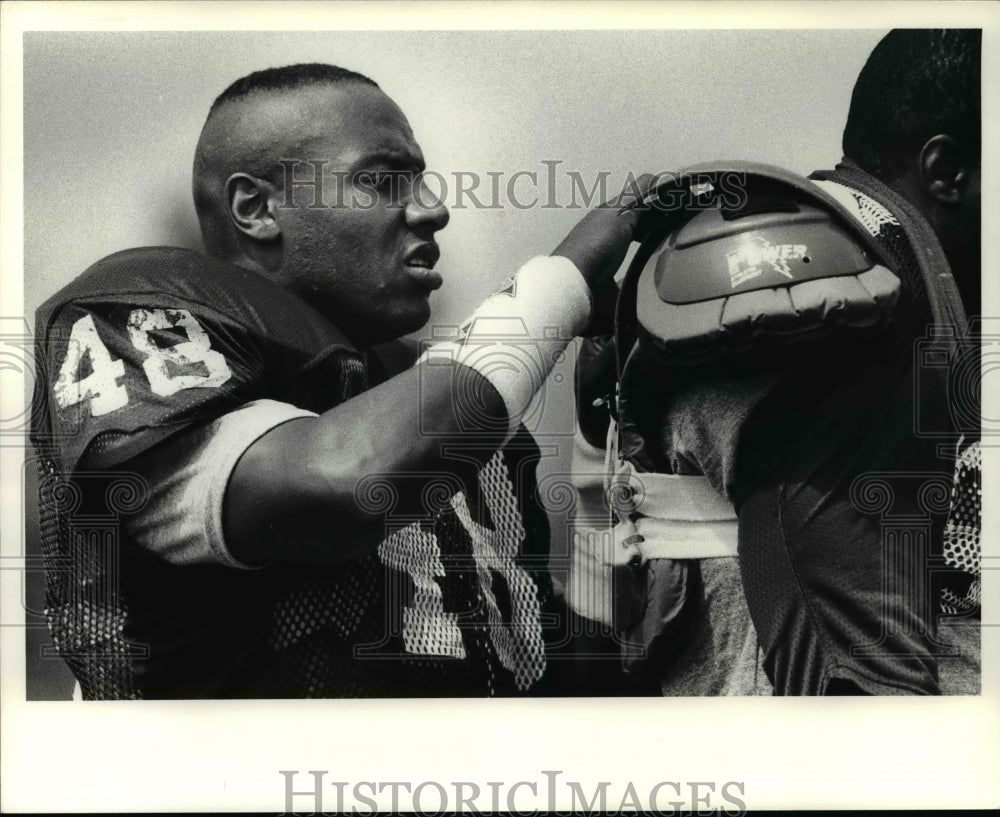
[418,255,591,440]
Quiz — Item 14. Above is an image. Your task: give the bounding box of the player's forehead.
[262,82,422,169]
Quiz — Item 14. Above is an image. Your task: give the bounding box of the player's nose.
[405,176,450,234]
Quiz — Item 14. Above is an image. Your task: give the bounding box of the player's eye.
[376,170,405,190]
[357,169,398,189]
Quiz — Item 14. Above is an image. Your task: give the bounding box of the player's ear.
[918,134,969,207]
[226,173,281,241]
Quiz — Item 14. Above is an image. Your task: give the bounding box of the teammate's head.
[842,29,980,310]
[843,29,980,182]
[193,63,450,346]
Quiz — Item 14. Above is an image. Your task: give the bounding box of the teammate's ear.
[227,173,281,241]
[918,135,967,207]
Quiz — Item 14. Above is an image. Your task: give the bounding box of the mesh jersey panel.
[36,456,141,698]
[32,248,553,698]
[941,440,981,616]
[259,436,551,698]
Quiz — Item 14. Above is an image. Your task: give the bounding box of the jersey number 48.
[53,308,232,416]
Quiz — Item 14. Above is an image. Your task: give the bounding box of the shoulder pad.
[617,163,901,365]
[39,246,354,358]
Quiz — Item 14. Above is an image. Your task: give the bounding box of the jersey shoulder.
[33,247,356,473]
[39,246,348,349]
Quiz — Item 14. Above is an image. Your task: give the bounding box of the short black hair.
[842,29,981,180]
[194,63,380,255]
[209,62,379,114]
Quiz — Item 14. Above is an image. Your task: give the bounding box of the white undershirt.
[122,399,315,568]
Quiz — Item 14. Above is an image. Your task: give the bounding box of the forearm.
[225,256,591,565]
[224,363,503,564]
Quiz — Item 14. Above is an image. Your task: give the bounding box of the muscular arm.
[224,360,507,565]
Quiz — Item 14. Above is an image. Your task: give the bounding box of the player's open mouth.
[405,245,443,290]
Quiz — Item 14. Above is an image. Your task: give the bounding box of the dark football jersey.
[31,247,556,698]
[725,176,967,694]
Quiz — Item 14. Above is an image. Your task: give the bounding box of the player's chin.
[397,296,433,335]
[371,297,432,343]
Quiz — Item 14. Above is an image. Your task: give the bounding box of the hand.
[552,174,656,335]
[551,173,656,292]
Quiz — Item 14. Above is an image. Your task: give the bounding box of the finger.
[610,518,644,567]
[613,172,658,212]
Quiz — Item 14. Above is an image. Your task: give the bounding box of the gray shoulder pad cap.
[629,162,901,362]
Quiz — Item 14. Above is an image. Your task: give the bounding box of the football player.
[30,64,651,698]
[569,29,981,695]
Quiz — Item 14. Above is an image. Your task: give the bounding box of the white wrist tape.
[418,255,591,438]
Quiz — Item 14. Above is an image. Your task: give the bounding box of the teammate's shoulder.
[620,162,902,364]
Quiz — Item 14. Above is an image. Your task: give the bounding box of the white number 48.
[53,308,232,417]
